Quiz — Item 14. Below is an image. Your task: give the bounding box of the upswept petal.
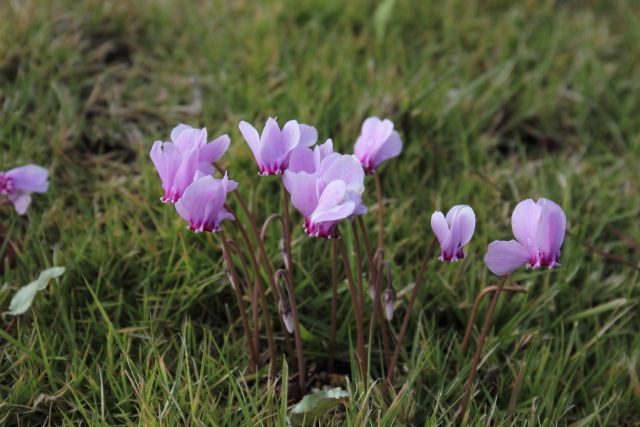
[299,124,318,147]
[454,205,476,246]
[171,148,199,198]
[173,126,207,152]
[280,120,301,154]
[283,170,319,217]
[288,145,316,173]
[511,199,542,250]
[322,155,365,192]
[430,211,449,246]
[170,123,192,143]
[199,134,230,164]
[6,165,49,193]
[175,175,217,226]
[484,240,530,276]
[371,130,402,166]
[314,180,347,214]
[535,198,567,261]
[150,141,182,197]
[239,121,262,162]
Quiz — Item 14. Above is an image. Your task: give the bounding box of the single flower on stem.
[0,165,49,215]
[239,117,317,176]
[431,205,476,261]
[150,124,230,203]
[354,117,403,175]
[458,197,567,422]
[283,153,367,238]
[175,173,237,232]
[484,198,567,275]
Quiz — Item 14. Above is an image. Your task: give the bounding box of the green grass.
[1,0,639,424]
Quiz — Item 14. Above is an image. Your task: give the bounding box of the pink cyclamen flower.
[0,165,49,215]
[175,173,237,232]
[283,153,367,238]
[431,205,476,261]
[354,117,403,175]
[150,124,230,203]
[484,198,567,276]
[239,117,318,175]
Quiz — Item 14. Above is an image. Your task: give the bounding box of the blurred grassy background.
[1,0,639,424]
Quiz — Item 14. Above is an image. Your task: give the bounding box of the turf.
[1,0,639,425]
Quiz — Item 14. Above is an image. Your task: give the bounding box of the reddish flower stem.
[259,213,284,242]
[385,238,436,387]
[225,239,260,359]
[351,222,366,343]
[275,269,306,393]
[374,173,385,250]
[357,217,391,366]
[231,221,277,378]
[218,230,258,371]
[328,239,338,373]
[460,283,526,353]
[336,236,367,379]
[223,200,294,358]
[458,276,511,422]
[280,181,294,282]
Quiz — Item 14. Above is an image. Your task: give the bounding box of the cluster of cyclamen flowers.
[149,116,567,409]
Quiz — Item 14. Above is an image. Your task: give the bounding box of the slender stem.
[356,217,375,280]
[260,213,285,242]
[336,237,367,379]
[385,238,436,387]
[460,284,526,353]
[224,203,294,357]
[226,240,261,359]
[231,220,277,378]
[215,164,278,289]
[358,217,391,366]
[351,222,366,339]
[280,181,294,283]
[458,276,510,422]
[328,239,339,373]
[373,257,391,367]
[218,230,258,371]
[374,173,385,250]
[275,270,306,393]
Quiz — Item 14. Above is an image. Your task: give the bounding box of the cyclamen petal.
[430,205,476,261]
[0,164,49,215]
[484,240,530,276]
[484,198,567,276]
[283,170,319,218]
[150,124,230,203]
[354,116,403,174]
[175,174,236,232]
[239,118,318,175]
